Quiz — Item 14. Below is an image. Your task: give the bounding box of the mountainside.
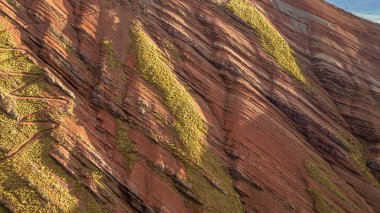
[327,0,380,23]
[0,0,380,212]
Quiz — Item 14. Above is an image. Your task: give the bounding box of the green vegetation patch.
[0,23,42,75]
[15,80,50,97]
[130,21,206,161]
[12,99,47,119]
[186,151,243,212]
[0,50,43,74]
[91,170,105,190]
[226,0,307,84]
[116,119,137,171]
[0,27,49,121]
[146,130,243,212]
[0,50,19,65]
[50,132,108,213]
[101,39,123,71]
[0,22,16,48]
[163,40,183,61]
[0,75,39,94]
[0,110,40,155]
[305,160,348,201]
[308,188,341,213]
[339,133,379,187]
[0,94,48,120]
[0,137,79,212]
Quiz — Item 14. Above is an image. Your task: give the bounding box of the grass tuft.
[0,22,16,48]
[16,81,49,97]
[0,75,39,94]
[130,21,206,161]
[0,52,44,74]
[0,137,79,212]
[339,133,379,187]
[101,39,123,71]
[0,110,40,154]
[116,119,136,171]
[304,160,348,201]
[308,188,341,213]
[187,151,243,212]
[226,0,307,84]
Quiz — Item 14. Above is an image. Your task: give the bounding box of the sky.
[327,0,380,23]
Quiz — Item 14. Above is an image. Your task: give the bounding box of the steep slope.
[0,0,379,212]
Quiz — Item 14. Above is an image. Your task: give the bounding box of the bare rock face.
[0,0,379,212]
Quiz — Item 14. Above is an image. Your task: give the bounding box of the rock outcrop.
[0,0,379,212]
